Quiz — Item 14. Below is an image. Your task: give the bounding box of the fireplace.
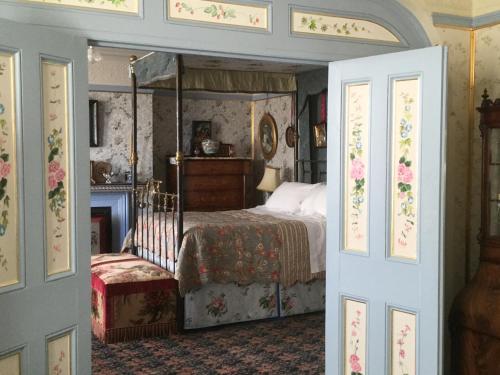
[91,207,112,254]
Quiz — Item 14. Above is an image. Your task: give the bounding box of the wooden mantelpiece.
[450,90,500,374]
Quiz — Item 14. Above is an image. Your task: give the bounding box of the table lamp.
[257,166,281,200]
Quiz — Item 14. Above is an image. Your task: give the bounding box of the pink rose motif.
[48,160,60,173]
[399,349,406,359]
[48,175,58,190]
[350,158,365,180]
[398,163,413,184]
[350,355,362,372]
[55,168,65,183]
[49,113,58,121]
[0,159,11,178]
[351,361,362,372]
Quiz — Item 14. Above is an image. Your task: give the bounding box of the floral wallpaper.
[26,0,139,14]
[253,95,294,183]
[89,91,153,182]
[152,95,252,185]
[168,0,268,31]
[43,61,71,277]
[0,52,19,289]
[47,333,71,375]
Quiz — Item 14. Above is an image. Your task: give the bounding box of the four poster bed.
[127,53,326,329]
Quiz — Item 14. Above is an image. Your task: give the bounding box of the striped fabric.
[276,220,325,287]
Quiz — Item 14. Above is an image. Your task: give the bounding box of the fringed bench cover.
[91,253,177,343]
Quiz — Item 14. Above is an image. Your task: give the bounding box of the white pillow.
[265,182,319,213]
[300,184,327,216]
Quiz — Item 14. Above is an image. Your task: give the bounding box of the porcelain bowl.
[201,139,220,155]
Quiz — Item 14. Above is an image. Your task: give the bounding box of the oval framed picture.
[259,113,278,160]
[285,126,296,148]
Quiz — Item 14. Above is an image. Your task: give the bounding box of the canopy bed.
[127,52,327,329]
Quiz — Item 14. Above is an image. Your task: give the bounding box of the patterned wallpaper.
[89,91,153,181]
[253,95,294,183]
[152,95,253,185]
[432,27,470,322]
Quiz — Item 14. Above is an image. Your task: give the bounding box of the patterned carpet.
[92,312,325,375]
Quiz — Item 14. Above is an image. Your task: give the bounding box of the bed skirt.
[184,279,325,329]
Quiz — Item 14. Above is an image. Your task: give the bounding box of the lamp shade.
[257,166,281,192]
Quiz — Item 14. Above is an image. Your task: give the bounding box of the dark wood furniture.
[450,90,500,375]
[166,157,252,211]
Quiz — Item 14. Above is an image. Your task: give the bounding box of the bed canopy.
[128,52,300,255]
[133,52,297,93]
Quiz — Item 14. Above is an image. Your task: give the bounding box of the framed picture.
[191,121,212,155]
[285,126,296,148]
[89,100,99,147]
[314,122,327,148]
[259,113,278,160]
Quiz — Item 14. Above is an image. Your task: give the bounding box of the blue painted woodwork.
[326,46,447,374]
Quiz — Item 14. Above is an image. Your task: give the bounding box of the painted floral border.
[391,78,420,259]
[25,0,139,14]
[0,52,18,289]
[168,0,269,31]
[344,298,367,375]
[344,83,370,252]
[291,9,399,43]
[43,61,71,277]
[391,309,417,375]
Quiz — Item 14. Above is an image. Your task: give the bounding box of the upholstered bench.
[91,253,178,343]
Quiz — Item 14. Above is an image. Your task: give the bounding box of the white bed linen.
[246,206,326,274]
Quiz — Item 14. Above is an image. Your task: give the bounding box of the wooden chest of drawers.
[166,157,252,211]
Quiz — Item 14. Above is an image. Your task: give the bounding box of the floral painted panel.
[167,0,268,31]
[47,333,72,375]
[0,351,21,375]
[343,298,367,375]
[0,52,19,289]
[291,10,399,43]
[390,309,417,375]
[42,61,72,277]
[390,78,420,260]
[344,83,370,253]
[25,0,139,14]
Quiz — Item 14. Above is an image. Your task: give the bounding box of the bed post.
[293,86,299,182]
[175,54,184,256]
[129,55,138,255]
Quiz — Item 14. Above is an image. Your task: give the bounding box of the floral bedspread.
[174,210,318,296]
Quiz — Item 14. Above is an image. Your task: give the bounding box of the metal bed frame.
[127,52,324,274]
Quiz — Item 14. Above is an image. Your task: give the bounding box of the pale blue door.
[326,46,447,374]
[0,19,90,373]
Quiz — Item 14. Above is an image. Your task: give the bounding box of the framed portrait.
[285,126,296,148]
[259,113,278,160]
[89,100,99,147]
[191,121,212,155]
[314,122,327,148]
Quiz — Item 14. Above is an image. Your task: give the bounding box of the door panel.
[0,18,90,374]
[326,46,447,374]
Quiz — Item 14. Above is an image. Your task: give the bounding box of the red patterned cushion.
[91,253,177,343]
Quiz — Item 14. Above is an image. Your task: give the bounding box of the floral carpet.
[92,312,325,374]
